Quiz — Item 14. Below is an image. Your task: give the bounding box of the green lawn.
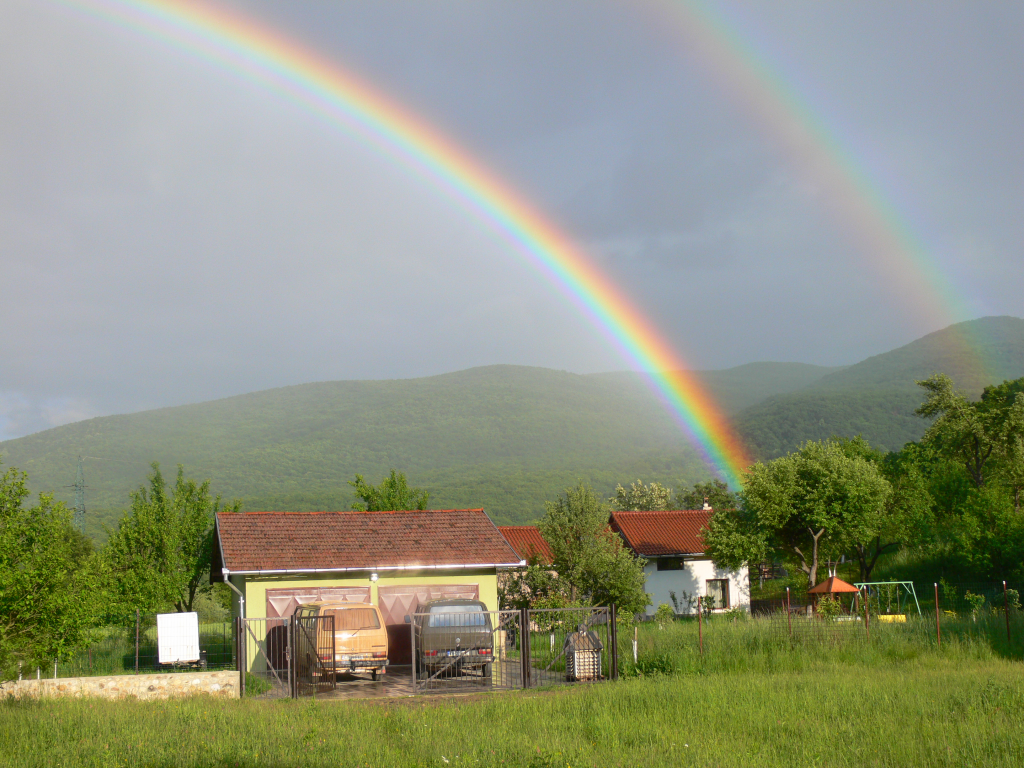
[5,638,1024,767]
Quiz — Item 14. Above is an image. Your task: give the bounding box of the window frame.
[705,578,730,610]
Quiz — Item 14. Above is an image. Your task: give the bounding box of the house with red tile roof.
[212,509,523,663]
[498,525,553,565]
[610,509,749,615]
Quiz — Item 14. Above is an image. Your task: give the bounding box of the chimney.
[702,497,712,511]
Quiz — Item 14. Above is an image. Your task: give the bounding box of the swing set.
[854,581,922,620]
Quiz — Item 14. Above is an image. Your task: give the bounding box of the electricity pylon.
[69,456,86,531]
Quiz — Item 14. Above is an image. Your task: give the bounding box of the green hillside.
[736,316,1024,459]
[0,362,834,538]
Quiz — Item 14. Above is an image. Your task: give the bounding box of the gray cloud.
[1,0,1021,439]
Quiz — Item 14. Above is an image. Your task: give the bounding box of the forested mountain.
[2,316,1020,537]
[0,362,837,537]
[735,316,1024,459]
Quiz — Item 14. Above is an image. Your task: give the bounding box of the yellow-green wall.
[240,568,499,619]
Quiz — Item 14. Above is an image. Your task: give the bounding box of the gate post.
[520,607,530,689]
[289,619,298,699]
[410,614,417,690]
[609,605,618,681]
[235,617,245,698]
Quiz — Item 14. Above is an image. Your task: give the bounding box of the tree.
[836,437,934,581]
[349,470,429,511]
[705,440,890,589]
[676,479,739,511]
[610,479,671,511]
[0,464,100,676]
[916,374,1002,488]
[539,482,648,614]
[497,555,559,611]
[104,463,236,621]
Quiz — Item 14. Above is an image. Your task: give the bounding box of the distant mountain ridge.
[1,316,1020,535]
[735,316,1024,459]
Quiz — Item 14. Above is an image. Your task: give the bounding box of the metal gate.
[237,617,291,699]
[237,615,337,698]
[291,614,336,697]
[410,605,618,693]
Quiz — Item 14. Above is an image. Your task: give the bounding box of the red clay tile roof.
[215,509,523,574]
[609,510,712,556]
[498,526,554,564]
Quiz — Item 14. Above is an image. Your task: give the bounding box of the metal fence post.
[934,583,941,648]
[697,596,703,656]
[786,587,792,639]
[609,605,618,681]
[135,609,140,673]
[520,607,530,689]
[289,619,298,699]
[1004,581,1011,643]
[410,614,417,691]
[235,617,245,698]
[862,587,870,640]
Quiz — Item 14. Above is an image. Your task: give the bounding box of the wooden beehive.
[564,624,603,681]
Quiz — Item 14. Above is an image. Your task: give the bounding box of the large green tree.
[0,465,99,676]
[704,440,891,588]
[103,463,236,621]
[836,437,934,581]
[539,482,648,614]
[349,470,429,511]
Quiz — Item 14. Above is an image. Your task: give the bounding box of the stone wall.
[0,670,240,701]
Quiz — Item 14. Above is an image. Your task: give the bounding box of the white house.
[609,509,749,615]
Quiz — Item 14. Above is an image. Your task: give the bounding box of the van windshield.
[324,608,380,630]
[427,605,487,627]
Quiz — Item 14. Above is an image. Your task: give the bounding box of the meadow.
[5,613,1024,768]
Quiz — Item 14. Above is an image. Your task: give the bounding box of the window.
[427,604,488,627]
[656,558,684,571]
[706,579,730,610]
[325,608,380,630]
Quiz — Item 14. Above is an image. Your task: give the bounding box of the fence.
[655,580,1023,659]
[43,612,234,681]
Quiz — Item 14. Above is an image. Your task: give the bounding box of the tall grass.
[3,658,1023,767]
[623,610,1024,677]
[5,614,1024,766]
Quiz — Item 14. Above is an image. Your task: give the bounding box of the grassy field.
[3,658,1022,767]
[5,614,1024,767]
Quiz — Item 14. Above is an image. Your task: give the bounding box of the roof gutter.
[220,560,525,578]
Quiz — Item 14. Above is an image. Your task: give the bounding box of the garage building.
[212,509,523,664]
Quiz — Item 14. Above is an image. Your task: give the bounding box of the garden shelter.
[808,575,860,614]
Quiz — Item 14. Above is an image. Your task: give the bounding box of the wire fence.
[37,613,235,680]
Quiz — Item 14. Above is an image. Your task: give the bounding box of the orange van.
[294,601,388,680]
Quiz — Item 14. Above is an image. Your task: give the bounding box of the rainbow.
[653,1,970,332]
[56,0,752,485]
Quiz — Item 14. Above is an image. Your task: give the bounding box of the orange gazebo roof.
[808,576,860,594]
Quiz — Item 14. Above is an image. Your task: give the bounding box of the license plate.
[445,651,467,656]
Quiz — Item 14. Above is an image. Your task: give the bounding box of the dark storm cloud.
[1,0,1021,439]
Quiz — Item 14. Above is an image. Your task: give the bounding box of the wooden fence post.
[1004,580,1011,644]
[609,605,618,681]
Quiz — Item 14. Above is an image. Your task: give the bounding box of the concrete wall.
[642,558,749,616]
[0,670,239,701]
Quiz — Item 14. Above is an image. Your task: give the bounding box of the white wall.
[642,558,749,616]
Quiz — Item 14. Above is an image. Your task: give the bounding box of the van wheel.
[371,669,378,681]
[482,663,492,684]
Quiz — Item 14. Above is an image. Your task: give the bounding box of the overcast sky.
[1,0,1021,440]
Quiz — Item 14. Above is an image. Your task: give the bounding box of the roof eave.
[223,560,525,577]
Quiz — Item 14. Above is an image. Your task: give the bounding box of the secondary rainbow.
[58,0,752,485]
[653,1,976,337]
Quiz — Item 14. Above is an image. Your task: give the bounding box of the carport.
[211,508,524,688]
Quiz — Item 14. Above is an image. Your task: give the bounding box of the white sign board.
[157,612,200,664]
